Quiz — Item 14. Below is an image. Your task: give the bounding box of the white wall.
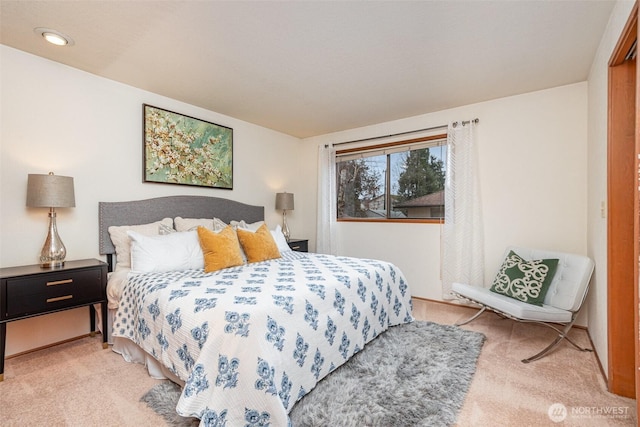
[586,0,636,380]
[304,83,589,303]
[0,37,600,357]
[0,46,305,356]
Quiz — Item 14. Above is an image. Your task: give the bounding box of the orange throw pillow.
[197,225,244,273]
[236,223,281,263]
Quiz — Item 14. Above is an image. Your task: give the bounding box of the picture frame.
[143,104,233,189]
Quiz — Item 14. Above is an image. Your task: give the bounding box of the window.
[336,135,447,221]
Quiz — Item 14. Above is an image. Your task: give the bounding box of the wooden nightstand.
[287,238,309,252]
[0,259,108,381]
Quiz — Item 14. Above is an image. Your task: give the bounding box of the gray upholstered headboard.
[99,195,264,257]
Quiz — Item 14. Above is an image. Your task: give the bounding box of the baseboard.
[4,332,101,360]
[586,329,608,388]
[411,295,477,309]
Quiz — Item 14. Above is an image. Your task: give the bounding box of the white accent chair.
[451,246,595,363]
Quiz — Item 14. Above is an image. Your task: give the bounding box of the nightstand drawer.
[5,269,103,318]
[287,239,308,252]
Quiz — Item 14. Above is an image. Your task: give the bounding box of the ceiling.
[0,1,616,138]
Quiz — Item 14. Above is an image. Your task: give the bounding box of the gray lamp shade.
[27,173,76,208]
[275,192,294,211]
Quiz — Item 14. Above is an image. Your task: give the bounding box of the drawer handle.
[47,279,73,286]
[47,295,73,303]
[290,245,301,250]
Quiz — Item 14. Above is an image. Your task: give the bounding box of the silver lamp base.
[41,260,65,269]
[40,209,67,269]
[282,210,291,242]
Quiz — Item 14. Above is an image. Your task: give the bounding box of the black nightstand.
[0,259,108,381]
[287,238,309,252]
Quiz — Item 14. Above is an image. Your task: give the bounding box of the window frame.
[335,133,447,224]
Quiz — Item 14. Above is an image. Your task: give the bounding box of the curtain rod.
[452,118,479,128]
[332,124,447,147]
[331,118,479,147]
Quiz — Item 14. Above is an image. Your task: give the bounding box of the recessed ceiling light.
[34,27,75,46]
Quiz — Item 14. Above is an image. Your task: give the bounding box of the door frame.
[607,0,638,401]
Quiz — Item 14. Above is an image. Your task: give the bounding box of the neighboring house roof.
[394,190,444,208]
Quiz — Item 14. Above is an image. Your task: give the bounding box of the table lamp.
[26,172,76,268]
[275,192,294,241]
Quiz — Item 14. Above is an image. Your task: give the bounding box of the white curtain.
[442,121,484,298]
[316,144,337,255]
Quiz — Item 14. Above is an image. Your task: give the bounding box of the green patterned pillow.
[490,250,559,306]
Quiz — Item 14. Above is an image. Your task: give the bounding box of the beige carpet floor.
[0,299,636,426]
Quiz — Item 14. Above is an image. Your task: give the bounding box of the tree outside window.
[336,141,446,221]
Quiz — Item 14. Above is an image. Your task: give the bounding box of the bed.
[99,195,414,426]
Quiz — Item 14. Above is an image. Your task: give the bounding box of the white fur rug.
[141,321,485,426]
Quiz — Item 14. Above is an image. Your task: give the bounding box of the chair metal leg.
[522,335,566,363]
[521,316,592,363]
[562,335,593,353]
[453,292,592,363]
[455,306,487,326]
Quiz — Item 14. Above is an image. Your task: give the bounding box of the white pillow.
[108,218,173,271]
[271,224,292,253]
[175,217,227,232]
[127,229,204,273]
[231,220,264,231]
[159,223,176,235]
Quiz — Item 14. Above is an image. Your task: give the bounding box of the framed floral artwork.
[143,104,233,189]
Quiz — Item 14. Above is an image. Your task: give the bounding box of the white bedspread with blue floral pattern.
[112,251,413,426]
